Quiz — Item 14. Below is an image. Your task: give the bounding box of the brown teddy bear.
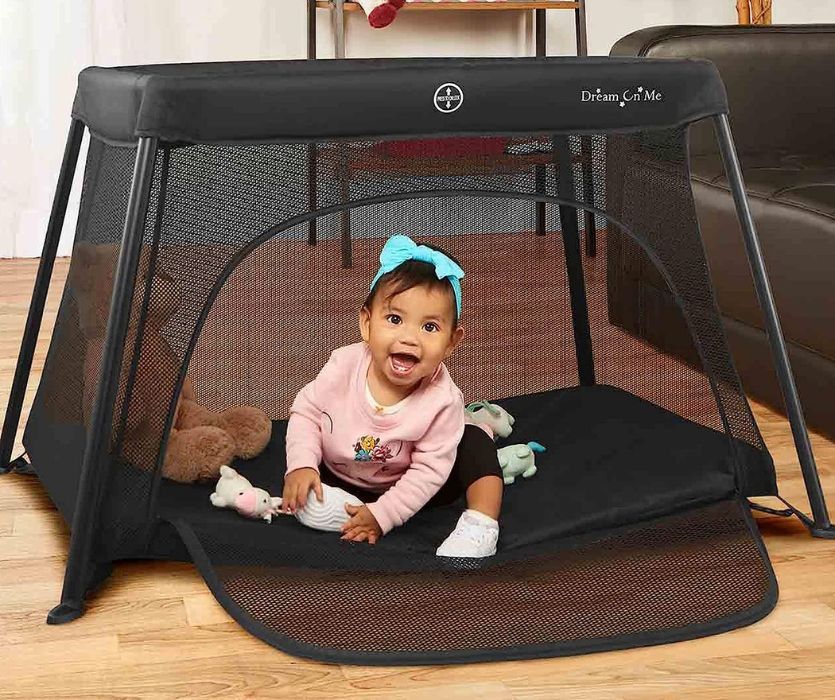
[69,242,272,483]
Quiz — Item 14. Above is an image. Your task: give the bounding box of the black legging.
[319,424,502,507]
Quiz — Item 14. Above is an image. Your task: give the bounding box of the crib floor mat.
[159,385,771,556]
[160,385,777,663]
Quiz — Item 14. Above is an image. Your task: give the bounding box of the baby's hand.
[282,468,323,513]
[341,504,382,544]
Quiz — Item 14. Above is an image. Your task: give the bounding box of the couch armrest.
[611,25,835,157]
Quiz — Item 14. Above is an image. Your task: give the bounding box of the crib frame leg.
[580,136,597,257]
[307,0,318,246]
[48,136,160,624]
[338,149,352,268]
[0,119,85,474]
[535,164,547,236]
[307,143,318,246]
[534,8,547,235]
[713,114,833,538]
[553,135,595,385]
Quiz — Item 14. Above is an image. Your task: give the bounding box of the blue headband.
[370,235,464,317]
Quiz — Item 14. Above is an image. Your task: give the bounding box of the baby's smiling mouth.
[389,352,420,376]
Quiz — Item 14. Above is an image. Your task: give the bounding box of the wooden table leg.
[334,0,346,58]
[307,0,317,59]
[535,8,546,56]
[580,136,596,256]
[575,0,588,56]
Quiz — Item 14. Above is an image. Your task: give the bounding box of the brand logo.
[580,85,664,108]
[434,83,464,113]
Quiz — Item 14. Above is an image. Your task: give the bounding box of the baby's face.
[360,283,463,392]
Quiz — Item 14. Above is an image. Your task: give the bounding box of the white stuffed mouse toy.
[210,465,282,523]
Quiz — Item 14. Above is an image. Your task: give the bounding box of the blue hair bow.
[370,235,464,317]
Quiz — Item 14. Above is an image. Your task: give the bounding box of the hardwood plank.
[117,622,272,665]
[0,511,13,536]
[665,679,835,700]
[12,508,68,535]
[0,597,187,645]
[503,647,835,698]
[0,656,345,699]
[6,634,120,680]
[0,532,69,561]
[0,560,201,613]
[0,556,67,587]
[183,591,230,627]
[0,473,64,511]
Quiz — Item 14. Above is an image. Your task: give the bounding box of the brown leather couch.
[609,25,835,439]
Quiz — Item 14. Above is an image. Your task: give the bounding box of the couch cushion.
[691,153,835,211]
[611,25,835,159]
[689,154,835,361]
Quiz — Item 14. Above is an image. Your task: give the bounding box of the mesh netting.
[28,129,773,553]
[175,497,775,664]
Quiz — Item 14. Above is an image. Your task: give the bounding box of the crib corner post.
[1,119,85,475]
[49,136,159,623]
[712,113,833,536]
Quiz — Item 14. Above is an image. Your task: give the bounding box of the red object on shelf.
[380,136,509,159]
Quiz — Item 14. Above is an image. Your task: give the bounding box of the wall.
[1,0,833,257]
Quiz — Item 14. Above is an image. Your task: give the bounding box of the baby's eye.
[423,322,439,333]
[385,314,402,325]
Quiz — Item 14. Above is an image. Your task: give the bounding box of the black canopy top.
[71,56,728,145]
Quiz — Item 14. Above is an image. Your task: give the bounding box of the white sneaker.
[436,509,499,558]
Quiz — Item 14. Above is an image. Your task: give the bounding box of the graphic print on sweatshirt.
[353,435,394,463]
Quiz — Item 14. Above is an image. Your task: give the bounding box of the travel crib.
[2,57,833,665]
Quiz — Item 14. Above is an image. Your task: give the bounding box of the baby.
[282,235,503,557]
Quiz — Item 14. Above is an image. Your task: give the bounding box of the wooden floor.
[1,257,834,699]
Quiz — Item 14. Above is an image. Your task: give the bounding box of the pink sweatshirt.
[285,342,470,534]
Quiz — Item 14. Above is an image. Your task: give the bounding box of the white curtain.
[1,1,93,257]
[0,0,304,258]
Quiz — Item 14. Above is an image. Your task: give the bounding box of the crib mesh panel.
[26,127,773,559]
[190,213,724,433]
[177,497,774,662]
[25,139,133,521]
[604,131,767,479]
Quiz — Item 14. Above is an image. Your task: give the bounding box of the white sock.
[463,508,499,529]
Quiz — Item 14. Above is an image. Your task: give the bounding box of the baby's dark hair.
[363,243,462,327]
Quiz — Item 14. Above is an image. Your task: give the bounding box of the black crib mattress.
[156,385,777,664]
[160,384,749,557]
